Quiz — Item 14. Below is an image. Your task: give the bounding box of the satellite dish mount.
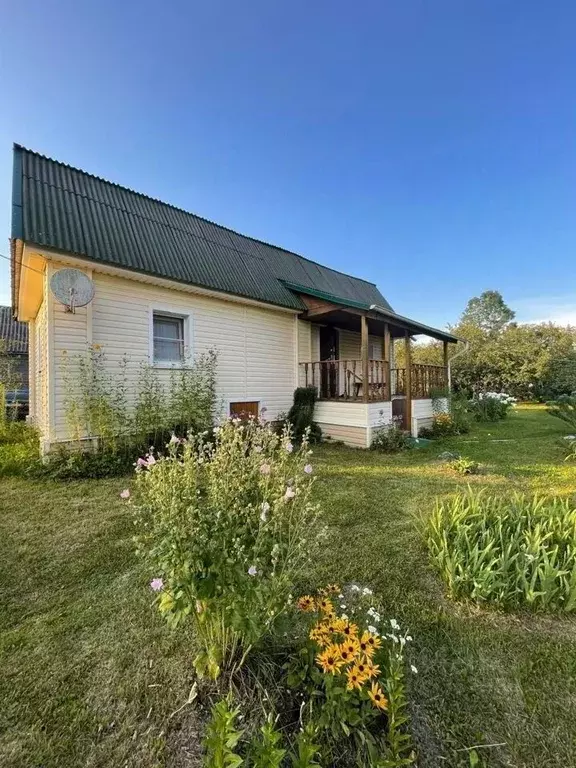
[50,269,95,313]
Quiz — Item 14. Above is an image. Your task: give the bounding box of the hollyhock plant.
[132,418,320,679]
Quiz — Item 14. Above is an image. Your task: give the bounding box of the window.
[153,313,185,363]
[229,401,260,419]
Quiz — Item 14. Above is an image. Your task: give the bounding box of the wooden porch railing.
[300,359,388,401]
[300,361,447,401]
[392,365,447,398]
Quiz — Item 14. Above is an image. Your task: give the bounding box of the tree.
[459,290,515,334]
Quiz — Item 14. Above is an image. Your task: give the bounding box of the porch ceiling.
[299,298,458,341]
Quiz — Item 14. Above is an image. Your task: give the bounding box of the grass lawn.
[1,405,576,767]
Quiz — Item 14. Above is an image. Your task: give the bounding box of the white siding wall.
[32,298,49,439]
[48,266,298,441]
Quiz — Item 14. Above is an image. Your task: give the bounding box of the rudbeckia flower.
[368,682,388,710]
[316,645,344,675]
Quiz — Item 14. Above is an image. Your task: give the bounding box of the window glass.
[153,314,184,362]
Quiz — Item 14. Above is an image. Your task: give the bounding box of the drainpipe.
[447,340,470,392]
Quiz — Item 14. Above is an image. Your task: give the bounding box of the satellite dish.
[50,269,95,313]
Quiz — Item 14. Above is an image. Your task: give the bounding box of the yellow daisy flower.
[359,631,381,657]
[318,597,334,614]
[368,682,388,710]
[297,595,315,612]
[316,644,345,675]
[309,625,330,648]
[346,665,365,691]
[341,621,358,639]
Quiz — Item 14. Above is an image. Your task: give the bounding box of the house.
[10,144,457,452]
[0,304,29,413]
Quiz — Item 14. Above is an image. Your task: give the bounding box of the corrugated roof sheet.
[12,145,392,312]
[0,305,28,353]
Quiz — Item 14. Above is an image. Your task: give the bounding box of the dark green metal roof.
[11,145,392,312]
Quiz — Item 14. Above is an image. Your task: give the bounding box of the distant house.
[10,144,456,452]
[0,304,28,410]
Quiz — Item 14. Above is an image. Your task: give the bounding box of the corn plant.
[427,490,576,611]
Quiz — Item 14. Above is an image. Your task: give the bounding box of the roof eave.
[369,304,459,343]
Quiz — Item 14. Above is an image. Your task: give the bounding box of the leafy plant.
[248,715,286,767]
[563,438,576,462]
[469,392,516,422]
[290,724,322,767]
[448,457,480,475]
[427,490,576,611]
[287,585,414,765]
[546,395,576,433]
[132,418,320,679]
[371,416,412,453]
[203,695,244,768]
[285,387,322,443]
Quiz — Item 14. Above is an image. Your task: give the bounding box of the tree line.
[396,290,576,399]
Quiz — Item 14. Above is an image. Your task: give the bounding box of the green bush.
[132,418,320,679]
[427,490,576,611]
[285,387,322,443]
[0,422,39,477]
[469,392,516,422]
[371,417,412,452]
[546,395,576,433]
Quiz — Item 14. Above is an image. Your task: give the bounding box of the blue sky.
[1,0,575,328]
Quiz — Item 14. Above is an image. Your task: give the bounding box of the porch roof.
[287,283,459,342]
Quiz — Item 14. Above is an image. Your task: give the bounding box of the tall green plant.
[546,395,576,433]
[203,695,244,768]
[132,418,320,678]
[427,490,576,611]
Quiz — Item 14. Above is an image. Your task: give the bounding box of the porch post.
[404,330,412,432]
[361,313,369,403]
[443,340,449,390]
[383,322,391,400]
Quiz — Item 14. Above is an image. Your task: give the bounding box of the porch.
[295,292,458,447]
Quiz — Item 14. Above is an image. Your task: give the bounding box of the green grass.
[1,406,576,766]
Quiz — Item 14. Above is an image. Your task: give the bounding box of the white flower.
[260,463,271,475]
[285,442,294,453]
[350,584,360,592]
[303,464,313,474]
[341,614,349,621]
[410,664,418,674]
[406,635,413,642]
[248,565,258,576]
[120,489,130,499]
[254,445,263,453]
[169,433,179,445]
[260,501,270,522]
[390,618,400,630]
[338,593,344,599]
[367,625,379,635]
[362,587,373,596]
[340,604,347,610]
[284,486,295,500]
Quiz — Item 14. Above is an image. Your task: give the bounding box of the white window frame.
[149,305,192,368]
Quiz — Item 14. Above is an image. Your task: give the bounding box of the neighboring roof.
[0,305,28,353]
[11,145,391,313]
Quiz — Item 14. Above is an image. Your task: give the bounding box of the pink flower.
[146,454,156,466]
[303,464,313,474]
[120,489,130,499]
[150,578,164,592]
[260,463,271,475]
[136,457,148,468]
[248,565,258,576]
[284,486,295,500]
[285,442,294,453]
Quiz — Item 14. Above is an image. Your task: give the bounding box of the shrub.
[59,345,218,478]
[285,387,322,443]
[447,456,480,475]
[427,490,576,611]
[131,418,320,679]
[469,392,516,422]
[371,416,411,452]
[0,422,39,477]
[546,395,576,433]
